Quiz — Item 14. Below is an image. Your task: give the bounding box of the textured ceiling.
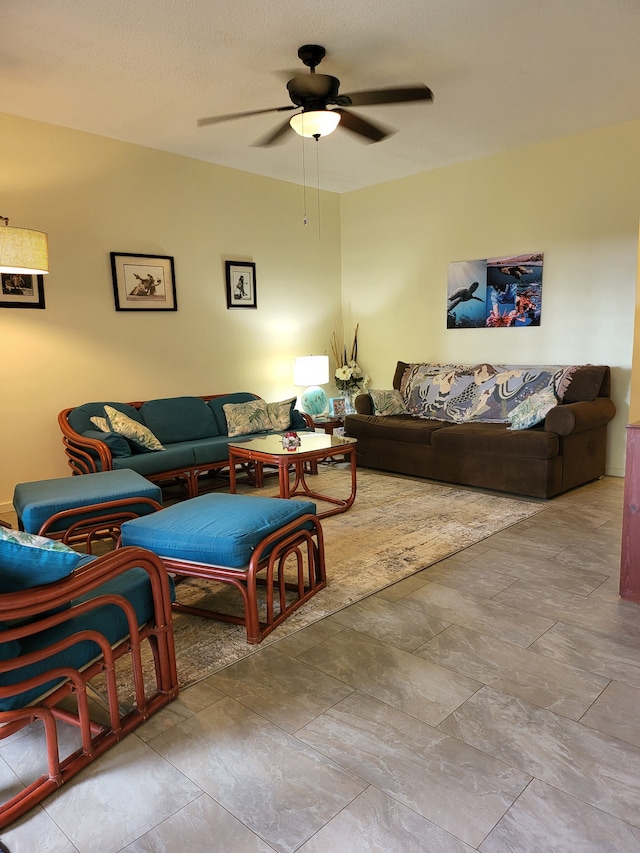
[4,1,640,193]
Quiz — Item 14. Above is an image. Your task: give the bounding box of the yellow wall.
[340,120,640,477]
[0,113,342,507]
[2,112,638,509]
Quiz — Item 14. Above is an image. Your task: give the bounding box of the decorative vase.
[343,391,356,414]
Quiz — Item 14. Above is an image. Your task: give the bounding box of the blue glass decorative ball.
[301,386,328,416]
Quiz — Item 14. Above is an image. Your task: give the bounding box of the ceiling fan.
[197,44,433,146]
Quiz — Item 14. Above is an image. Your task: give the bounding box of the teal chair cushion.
[121,493,316,569]
[0,566,174,711]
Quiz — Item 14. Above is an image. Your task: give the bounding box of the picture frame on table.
[0,273,45,309]
[329,397,346,417]
[110,252,177,312]
[225,260,257,309]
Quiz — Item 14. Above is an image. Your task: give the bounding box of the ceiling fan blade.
[340,85,433,108]
[252,116,294,147]
[335,108,394,143]
[197,105,295,127]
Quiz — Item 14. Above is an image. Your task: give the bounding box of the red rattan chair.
[0,546,178,828]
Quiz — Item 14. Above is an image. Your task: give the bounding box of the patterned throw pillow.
[508,385,558,431]
[223,399,272,437]
[266,398,296,431]
[0,527,83,593]
[104,405,165,452]
[90,415,110,432]
[369,389,408,416]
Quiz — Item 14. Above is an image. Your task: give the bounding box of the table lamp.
[294,355,329,416]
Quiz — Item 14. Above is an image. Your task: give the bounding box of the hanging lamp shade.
[0,220,49,275]
[289,110,341,139]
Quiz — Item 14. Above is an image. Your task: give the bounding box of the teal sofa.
[59,393,311,498]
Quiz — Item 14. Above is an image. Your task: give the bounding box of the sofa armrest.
[544,398,616,436]
[58,408,115,475]
[354,393,374,415]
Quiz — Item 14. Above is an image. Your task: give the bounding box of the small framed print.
[225,260,257,309]
[110,252,177,311]
[0,273,45,309]
[329,397,346,417]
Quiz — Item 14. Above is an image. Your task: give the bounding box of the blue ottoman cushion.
[13,470,162,534]
[121,493,317,569]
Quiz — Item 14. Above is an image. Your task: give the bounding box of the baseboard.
[0,501,14,515]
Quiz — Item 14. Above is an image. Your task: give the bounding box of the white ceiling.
[4,1,640,193]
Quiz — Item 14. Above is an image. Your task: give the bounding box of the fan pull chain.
[300,115,308,226]
[315,136,321,241]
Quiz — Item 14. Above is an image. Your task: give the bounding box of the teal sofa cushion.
[187,436,237,465]
[208,393,259,435]
[112,443,194,476]
[0,529,83,594]
[141,396,219,443]
[81,429,132,459]
[121,493,317,569]
[67,402,144,435]
[0,566,174,711]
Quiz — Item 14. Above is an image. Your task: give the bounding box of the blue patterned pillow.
[0,528,83,593]
[369,389,407,416]
[508,385,558,430]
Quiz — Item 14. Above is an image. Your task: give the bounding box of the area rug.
[93,468,546,707]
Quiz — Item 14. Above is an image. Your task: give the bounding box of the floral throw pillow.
[104,405,165,452]
[223,399,272,437]
[508,385,558,430]
[369,389,408,416]
[266,398,296,431]
[90,415,110,432]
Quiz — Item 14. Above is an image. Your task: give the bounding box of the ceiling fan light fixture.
[289,110,340,139]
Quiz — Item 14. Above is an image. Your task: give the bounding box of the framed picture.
[110,252,177,312]
[0,273,45,309]
[225,260,257,309]
[329,397,346,417]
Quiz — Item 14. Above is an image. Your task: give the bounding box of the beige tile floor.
[2,476,640,852]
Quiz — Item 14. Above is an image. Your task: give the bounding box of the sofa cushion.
[223,399,272,437]
[431,422,559,460]
[208,393,259,434]
[0,528,83,593]
[112,443,194,476]
[67,402,144,436]
[345,414,449,445]
[140,396,219,443]
[508,385,558,430]
[267,398,297,431]
[562,365,608,403]
[369,389,408,416]
[105,406,165,453]
[81,429,132,458]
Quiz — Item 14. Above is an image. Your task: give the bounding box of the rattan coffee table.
[228,432,357,518]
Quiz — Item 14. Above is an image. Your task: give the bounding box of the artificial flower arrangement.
[330,323,369,399]
[281,431,301,450]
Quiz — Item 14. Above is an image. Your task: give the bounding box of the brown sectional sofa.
[344,361,615,498]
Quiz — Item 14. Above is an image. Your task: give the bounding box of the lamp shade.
[294,355,330,416]
[0,225,49,275]
[289,110,341,139]
[293,355,329,386]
